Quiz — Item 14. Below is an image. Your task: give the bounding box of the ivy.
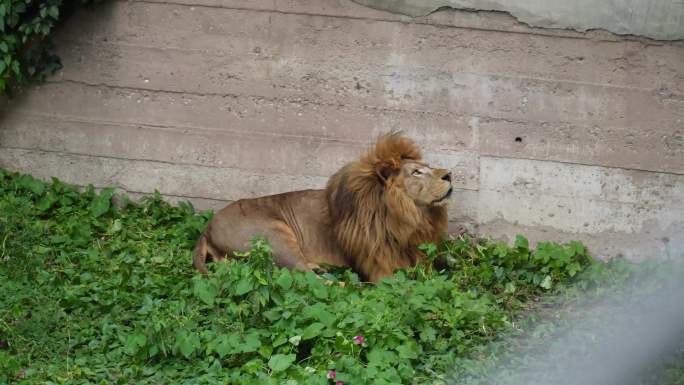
[0,0,101,95]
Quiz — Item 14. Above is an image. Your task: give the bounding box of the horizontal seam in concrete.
[44,79,459,117]
[1,145,333,176]
[32,79,679,132]
[1,146,482,191]
[127,0,649,43]
[56,40,670,94]
[7,111,475,156]
[480,154,684,177]
[10,111,369,146]
[117,188,231,204]
[9,110,469,149]
[0,145,323,178]
[382,70,664,94]
[82,183,232,204]
[478,186,682,206]
[476,115,679,133]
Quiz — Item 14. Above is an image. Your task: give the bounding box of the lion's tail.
[193,233,210,276]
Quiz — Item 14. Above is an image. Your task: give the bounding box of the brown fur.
[193,133,451,282]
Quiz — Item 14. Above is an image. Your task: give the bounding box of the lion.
[193,132,453,282]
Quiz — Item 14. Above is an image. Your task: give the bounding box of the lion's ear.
[376,164,398,183]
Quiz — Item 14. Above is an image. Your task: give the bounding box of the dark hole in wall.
[515,137,523,143]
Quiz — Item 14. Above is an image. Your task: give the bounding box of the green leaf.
[304,273,328,299]
[368,349,397,368]
[47,5,59,18]
[91,188,114,217]
[27,179,45,195]
[301,322,324,340]
[273,335,287,347]
[262,309,281,321]
[193,278,217,306]
[0,42,7,53]
[176,331,200,358]
[110,218,123,233]
[514,235,529,250]
[267,353,296,372]
[569,240,587,256]
[419,326,437,342]
[253,269,268,285]
[35,192,57,212]
[10,58,19,76]
[302,303,335,326]
[276,268,293,290]
[504,281,517,293]
[312,285,328,299]
[288,335,301,346]
[540,275,553,290]
[124,333,147,355]
[492,243,507,258]
[258,344,273,359]
[234,276,253,295]
[214,334,239,358]
[396,341,421,359]
[567,262,581,277]
[241,333,261,353]
[418,242,437,261]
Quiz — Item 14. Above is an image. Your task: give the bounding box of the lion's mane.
[325,133,448,281]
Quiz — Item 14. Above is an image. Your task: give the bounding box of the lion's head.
[326,132,451,282]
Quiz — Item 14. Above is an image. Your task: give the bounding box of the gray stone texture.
[352,0,684,40]
[1,0,683,260]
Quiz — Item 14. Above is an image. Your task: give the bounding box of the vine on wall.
[0,0,100,96]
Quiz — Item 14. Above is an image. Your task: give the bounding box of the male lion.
[193,133,453,282]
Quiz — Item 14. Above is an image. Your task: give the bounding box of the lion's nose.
[442,172,452,182]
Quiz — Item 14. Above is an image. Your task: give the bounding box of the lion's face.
[395,161,453,207]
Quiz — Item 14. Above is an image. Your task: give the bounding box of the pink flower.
[327,370,336,379]
[335,381,344,385]
[353,335,364,345]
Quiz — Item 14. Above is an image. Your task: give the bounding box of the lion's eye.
[412,169,423,176]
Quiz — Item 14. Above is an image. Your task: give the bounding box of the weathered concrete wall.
[1,0,683,260]
[353,0,684,40]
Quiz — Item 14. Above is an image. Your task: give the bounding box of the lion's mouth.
[432,187,453,205]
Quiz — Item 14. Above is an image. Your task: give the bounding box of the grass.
[0,170,682,384]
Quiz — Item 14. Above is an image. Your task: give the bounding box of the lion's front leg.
[364,253,416,283]
[264,221,323,274]
[366,266,395,283]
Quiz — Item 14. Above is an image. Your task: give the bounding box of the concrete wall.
[353,0,684,40]
[1,0,683,260]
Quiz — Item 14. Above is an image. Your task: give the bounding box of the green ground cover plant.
[1,170,682,384]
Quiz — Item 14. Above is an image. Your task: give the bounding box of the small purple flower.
[335,381,344,385]
[352,335,364,345]
[327,370,337,379]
